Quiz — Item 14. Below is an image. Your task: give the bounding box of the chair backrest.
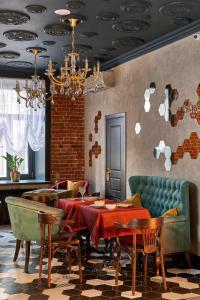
[129,176,189,218]
[115,217,164,253]
[5,196,64,241]
[37,211,74,245]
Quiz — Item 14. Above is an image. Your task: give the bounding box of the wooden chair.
[114,217,167,295]
[38,211,82,288]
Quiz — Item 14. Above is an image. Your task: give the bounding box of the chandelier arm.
[15,90,31,101]
[48,74,64,86]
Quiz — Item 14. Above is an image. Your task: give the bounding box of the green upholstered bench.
[5,196,64,272]
[129,176,191,265]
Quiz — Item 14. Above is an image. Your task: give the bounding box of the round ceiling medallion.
[42,40,56,46]
[120,0,152,13]
[0,43,6,48]
[3,30,38,41]
[66,1,85,10]
[0,51,20,59]
[26,47,47,54]
[99,47,116,53]
[7,61,33,67]
[0,10,30,25]
[25,5,47,14]
[112,20,150,32]
[171,17,192,25]
[62,43,92,54]
[44,24,70,36]
[112,36,144,48]
[81,32,98,38]
[96,12,119,21]
[159,1,199,17]
[39,55,50,59]
[61,14,87,25]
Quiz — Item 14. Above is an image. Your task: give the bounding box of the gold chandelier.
[46,18,100,101]
[15,49,53,111]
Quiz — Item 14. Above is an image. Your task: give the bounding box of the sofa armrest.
[164,214,187,224]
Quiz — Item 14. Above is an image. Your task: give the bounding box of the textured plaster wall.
[85,35,200,255]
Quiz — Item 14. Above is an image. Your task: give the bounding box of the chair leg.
[67,248,72,274]
[156,252,161,276]
[115,245,122,286]
[185,251,192,268]
[39,241,44,282]
[48,245,52,288]
[160,250,167,291]
[24,241,30,273]
[77,243,82,283]
[131,249,136,295]
[131,234,137,296]
[13,239,21,262]
[144,253,148,284]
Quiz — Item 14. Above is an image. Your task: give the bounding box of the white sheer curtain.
[0,78,45,156]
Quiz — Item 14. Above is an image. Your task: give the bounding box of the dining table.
[56,198,151,248]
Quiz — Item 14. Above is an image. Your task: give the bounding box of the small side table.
[22,189,72,206]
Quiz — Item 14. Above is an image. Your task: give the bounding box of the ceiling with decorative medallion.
[0,0,200,76]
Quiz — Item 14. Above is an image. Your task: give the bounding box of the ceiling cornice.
[101,18,200,71]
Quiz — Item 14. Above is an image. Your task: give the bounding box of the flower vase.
[10,169,20,182]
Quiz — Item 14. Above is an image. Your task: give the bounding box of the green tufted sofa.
[5,196,64,272]
[129,176,191,264]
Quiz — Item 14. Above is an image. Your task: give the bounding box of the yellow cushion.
[68,181,82,197]
[123,193,142,207]
[162,207,180,217]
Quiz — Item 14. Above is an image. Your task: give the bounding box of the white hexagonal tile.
[135,122,141,135]
[8,294,30,300]
[86,279,104,286]
[161,292,200,300]
[144,100,151,112]
[164,158,172,171]
[104,279,123,286]
[159,103,165,116]
[87,259,104,264]
[167,268,200,275]
[158,140,166,152]
[121,290,142,299]
[144,89,151,101]
[81,289,102,297]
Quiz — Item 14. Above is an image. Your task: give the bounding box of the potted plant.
[2,154,24,182]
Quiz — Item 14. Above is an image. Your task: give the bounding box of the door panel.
[105,113,126,200]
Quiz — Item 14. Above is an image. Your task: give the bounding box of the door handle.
[106,168,112,182]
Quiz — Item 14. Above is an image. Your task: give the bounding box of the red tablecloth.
[80,205,151,247]
[56,199,151,248]
[56,198,114,232]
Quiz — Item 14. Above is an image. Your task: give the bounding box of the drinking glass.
[55,180,59,190]
[79,186,86,202]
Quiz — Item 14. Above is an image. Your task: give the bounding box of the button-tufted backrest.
[129,176,189,218]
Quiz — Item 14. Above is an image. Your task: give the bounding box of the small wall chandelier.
[15,49,52,110]
[46,18,100,101]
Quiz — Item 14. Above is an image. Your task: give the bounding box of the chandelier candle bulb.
[85,58,88,70]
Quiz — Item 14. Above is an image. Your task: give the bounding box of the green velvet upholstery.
[5,196,64,241]
[129,176,190,255]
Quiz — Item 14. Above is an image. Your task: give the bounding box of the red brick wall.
[50,94,85,182]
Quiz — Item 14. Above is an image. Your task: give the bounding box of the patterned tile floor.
[1,226,200,300]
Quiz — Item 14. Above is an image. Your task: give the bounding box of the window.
[0,78,45,180]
